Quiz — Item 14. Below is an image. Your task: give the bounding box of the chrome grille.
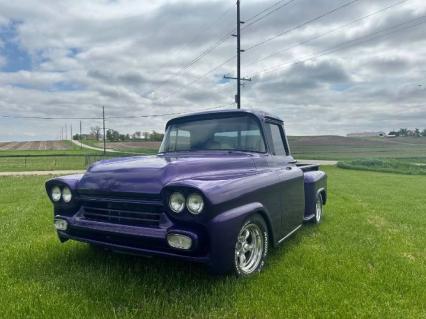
[78,190,163,227]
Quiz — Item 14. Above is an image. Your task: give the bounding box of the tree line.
[389,128,426,137]
[72,126,164,142]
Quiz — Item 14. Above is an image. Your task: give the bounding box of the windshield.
[159,115,266,153]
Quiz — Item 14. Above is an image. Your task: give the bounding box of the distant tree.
[150,130,164,141]
[388,131,400,136]
[143,131,150,140]
[106,129,120,142]
[398,128,408,137]
[422,129,426,137]
[90,126,102,141]
[414,128,421,137]
[72,134,80,140]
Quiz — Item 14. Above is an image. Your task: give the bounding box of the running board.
[278,224,302,244]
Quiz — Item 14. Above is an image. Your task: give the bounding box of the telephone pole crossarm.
[224,75,251,82]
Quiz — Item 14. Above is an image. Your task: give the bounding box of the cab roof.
[166,108,283,128]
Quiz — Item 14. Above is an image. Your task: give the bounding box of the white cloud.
[0,0,425,141]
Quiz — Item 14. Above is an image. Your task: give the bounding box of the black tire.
[313,193,324,224]
[233,214,269,277]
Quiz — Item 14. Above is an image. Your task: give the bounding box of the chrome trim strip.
[278,224,302,244]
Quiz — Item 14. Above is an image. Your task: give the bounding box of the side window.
[267,123,289,156]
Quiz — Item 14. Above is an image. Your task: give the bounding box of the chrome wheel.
[235,222,264,275]
[315,194,323,223]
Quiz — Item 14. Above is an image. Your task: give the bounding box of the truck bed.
[296,163,320,172]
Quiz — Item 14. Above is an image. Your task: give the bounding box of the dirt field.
[0,141,72,151]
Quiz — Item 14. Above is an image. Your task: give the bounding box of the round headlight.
[169,192,185,213]
[62,186,72,203]
[186,193,204,215]
[51,186,61,202]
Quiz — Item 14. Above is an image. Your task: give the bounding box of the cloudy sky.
[0,0,425,141]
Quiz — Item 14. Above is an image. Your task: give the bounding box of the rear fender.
[303,171,327,219]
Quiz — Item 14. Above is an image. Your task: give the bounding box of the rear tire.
[313,193,324,224]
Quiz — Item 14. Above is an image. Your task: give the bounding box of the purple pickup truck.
[46,109,327,276]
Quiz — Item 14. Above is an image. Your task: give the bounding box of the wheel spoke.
[239,253,246,265]
[245,244,254,251]
[244,229,250,241]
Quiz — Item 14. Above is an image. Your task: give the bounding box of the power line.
[0,106,232,120]
[152,4,237,94]
[147,0,300,104]
[0,115,103,120]
[244,0,361,52]
[181,33,233,71]
[258,15,426,76]
[155,0,299,103]
[157,54,237,101]
[250,0,410,65]
[242,0,299,31]
[106,106,230,119]
[178,3,235,53]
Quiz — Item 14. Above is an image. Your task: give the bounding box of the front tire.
[234,214,269,277]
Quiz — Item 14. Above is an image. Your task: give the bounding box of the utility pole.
[79,120,82,149]
[65,124,68,140]
[70,124,73,141]
[224,0,251,109]
[102,106,106,155]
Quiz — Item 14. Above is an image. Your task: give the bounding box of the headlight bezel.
[165,188,207,216]
[48,184,75,205]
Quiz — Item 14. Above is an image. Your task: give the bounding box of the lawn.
[0,167,425,318]
[82,140,160,155]
[338,158,426,175]
[290,136,426,160]
[0,141,138,172]
[0,154,121,172]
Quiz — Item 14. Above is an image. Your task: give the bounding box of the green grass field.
[0,141,155,172]
[0,167,425,318]
[81,140,159,155]
[0,154,122,172]
[290,136,426,160]
[338,158,426,175]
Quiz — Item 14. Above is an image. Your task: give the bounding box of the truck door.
[264,121,305,238]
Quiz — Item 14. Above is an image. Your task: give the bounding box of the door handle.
[285,166,292,170]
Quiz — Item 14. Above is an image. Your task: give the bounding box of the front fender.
[45,174,84,216]
[206,202,272,272]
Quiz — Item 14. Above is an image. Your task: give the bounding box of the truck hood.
[78,152,258,194]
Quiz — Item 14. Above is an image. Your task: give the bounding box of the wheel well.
[319,189,327,205]
[254,210,274,247]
